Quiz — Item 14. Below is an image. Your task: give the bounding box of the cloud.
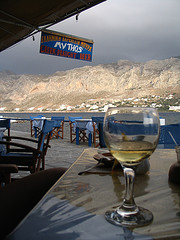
[0,0,179,74]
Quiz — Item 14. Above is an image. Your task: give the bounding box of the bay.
[1,111,180,133]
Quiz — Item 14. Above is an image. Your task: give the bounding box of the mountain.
[0,58,180,112]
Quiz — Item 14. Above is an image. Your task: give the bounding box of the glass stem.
[122,167,137,211]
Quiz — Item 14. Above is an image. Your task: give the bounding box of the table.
[9,148,180,239]
[74,119,93,146]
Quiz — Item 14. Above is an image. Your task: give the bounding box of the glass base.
[105,206,153,227]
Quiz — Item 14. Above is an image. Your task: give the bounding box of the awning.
[0,0,106,52]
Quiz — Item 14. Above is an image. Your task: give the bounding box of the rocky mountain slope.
[0,58,179,111]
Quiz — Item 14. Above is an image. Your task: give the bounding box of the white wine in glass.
[103,107,160,227]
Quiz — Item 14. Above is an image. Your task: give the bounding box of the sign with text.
[40,30,93,62]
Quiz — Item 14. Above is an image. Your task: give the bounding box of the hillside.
[0,58,180,112]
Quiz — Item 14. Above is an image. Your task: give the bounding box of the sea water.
[1,111,180,133]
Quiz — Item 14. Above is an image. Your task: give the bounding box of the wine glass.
[103,107,160,227]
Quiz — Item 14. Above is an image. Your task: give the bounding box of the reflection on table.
[9,148,180,240]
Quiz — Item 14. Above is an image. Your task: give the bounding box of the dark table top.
[9,148,180,239]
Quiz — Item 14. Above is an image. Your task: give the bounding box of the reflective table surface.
[9,148,180,239]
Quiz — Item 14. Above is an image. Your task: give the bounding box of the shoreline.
[0,108,180,114]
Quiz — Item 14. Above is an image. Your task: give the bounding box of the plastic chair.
[50,117,65,139]
[91,117,104,147]
[69,117,82,143]
[0,120,55,176]
[30,115,45,138]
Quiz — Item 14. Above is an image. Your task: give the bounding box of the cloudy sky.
[0,0,180,74]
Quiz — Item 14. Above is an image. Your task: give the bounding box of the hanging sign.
[40,30,93,62]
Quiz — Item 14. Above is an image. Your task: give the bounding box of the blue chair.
[69,117,82,143]
[30,115,44,138]
[91,117,104,147]
[0,119,11,153]
[158,124,180,149]
[0,119,18,184]
[0,120,55,175]
[0,119,11,137]
[50,117,65,139]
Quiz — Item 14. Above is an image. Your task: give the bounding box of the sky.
[0,0,180,75]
